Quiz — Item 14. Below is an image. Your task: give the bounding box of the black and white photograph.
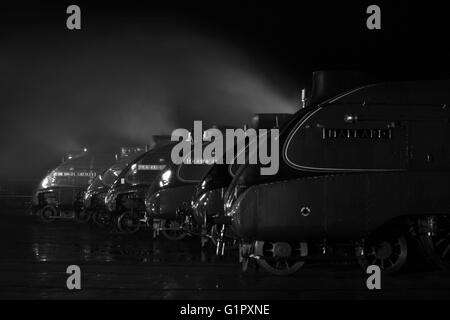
[1,0,450,309]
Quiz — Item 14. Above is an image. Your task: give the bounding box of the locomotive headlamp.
[159,169,173,187]
[40,171,56,189]
[41,176,50,189]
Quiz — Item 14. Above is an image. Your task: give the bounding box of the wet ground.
[1,207,450,300]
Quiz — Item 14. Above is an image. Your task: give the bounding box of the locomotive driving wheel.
[254,241,308,276]
[117,210,140,234]
[356,233,408,274]
[40,205,58,223]
[161,219,187,241]
[417,216,450,271]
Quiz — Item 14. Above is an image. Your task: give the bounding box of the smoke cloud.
[0,24,299,180]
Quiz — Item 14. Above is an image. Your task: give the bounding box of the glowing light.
[159,169,172,187]
[162,169,172,181]
[41,177,50,188]
[40,171,56,189]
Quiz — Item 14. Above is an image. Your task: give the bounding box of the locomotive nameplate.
[322,128,392,140]
[137,164,166,171]
[54,171,97,177]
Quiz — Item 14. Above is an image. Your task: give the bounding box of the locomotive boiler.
[32,150,116,222]
[224,71,450,275]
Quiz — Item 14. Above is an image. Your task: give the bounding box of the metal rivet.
[300,206,311,217]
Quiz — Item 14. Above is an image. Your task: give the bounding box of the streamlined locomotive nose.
[227,178,331,242]
[145,185,197,220]
[192,188,227,226]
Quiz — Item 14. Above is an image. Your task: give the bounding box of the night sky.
[1,1,450,180]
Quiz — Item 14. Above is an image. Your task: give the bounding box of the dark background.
[1,1,449,181]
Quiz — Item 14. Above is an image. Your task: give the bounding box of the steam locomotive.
[224,71,450,275]
[32,150,116,222]
[144,144,213,240]
[83,148,145,227]
[191,114,292,252]
[144,116,292,243]
[103,139,173,233]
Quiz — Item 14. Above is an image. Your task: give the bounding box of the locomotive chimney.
[309,70,374,106]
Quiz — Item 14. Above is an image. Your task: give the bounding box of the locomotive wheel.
[117,211,140,234]
[75,209,91,223]
[254,241,308,276]
[40,205,58,223]
[356,233,408,274]
[417,216,450,271]
[92,210,113,229]
[161,220,187,241]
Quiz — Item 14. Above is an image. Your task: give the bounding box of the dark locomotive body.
[192,163,232,227]
[144,150,213,240]
[83,150,144,226]
[104,142,174,233]
[32,152,116,222]
[191,114,293,250]
[191,163,236,250]
[225,74,450,274]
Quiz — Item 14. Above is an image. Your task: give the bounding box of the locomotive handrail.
[328,101,450,108]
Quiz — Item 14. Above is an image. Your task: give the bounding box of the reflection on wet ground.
[1,209,450,299]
